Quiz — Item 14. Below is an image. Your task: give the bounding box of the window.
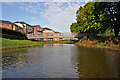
[15,25,17,30]
[26,25,28,27]
[37,29,39,31]
[7,24,10,26]
[1,24,4,26]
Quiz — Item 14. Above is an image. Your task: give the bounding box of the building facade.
[42,27,63,41]
[32,25,43,35]
[0,20,63,41]
[12,23,24,33]
[0,20,13,30]
[14,21,33,34]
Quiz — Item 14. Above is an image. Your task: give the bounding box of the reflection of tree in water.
[2,49,29,71]
[104,50,120,78]
[71,47,120,78]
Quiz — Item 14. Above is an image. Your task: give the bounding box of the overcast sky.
[1,0,89,32]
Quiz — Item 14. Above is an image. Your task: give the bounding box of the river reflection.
[2,44,120,78]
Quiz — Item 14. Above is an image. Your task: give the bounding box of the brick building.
[0,20,13,30]
[32,25,43,35]
[42,27,63,41]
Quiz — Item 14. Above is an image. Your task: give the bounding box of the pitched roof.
[13,23,22,28]
[14,21,31,26]
[54,31,59,33]
[0,20,12,24]
[32,25,40,28]
[43,27,54,31]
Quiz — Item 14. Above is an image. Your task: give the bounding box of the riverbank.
[75,39,120,50]
[1,38,75,50]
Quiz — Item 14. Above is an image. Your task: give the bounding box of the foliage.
[94,2,120,36]
[1,27,26,36]
[70,23,82,33]
[70,1,120,36]
[104,27,115,36]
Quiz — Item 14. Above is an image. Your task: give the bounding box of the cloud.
[20,2,85,32]
[40,2,83,32]
[1,0,90,2]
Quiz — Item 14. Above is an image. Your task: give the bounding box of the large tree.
[94,2,120,36]
[70,1,120,36]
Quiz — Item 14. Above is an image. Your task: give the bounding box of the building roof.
[13,23,23,28]
[54,31,59,33]
[14,21,31,26]
[0,20,13,24]
[43,27,54,31]
[32,25,40,28]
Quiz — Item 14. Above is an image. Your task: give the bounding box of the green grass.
[0,38,74,50]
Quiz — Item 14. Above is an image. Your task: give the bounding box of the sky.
[1,0,89,32]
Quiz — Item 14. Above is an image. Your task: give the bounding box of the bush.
[1,27,26,36]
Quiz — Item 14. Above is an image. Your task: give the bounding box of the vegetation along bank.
[1,38,75,51]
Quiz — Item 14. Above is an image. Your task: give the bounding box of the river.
[2,44,120,78]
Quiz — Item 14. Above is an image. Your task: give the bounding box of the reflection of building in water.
[43,44,63,48]
[53,44,63,47]
[43,44,48,47]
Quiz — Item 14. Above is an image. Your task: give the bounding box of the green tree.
[70,1,120,36]
[94,2,120,36]
[70,23,82,33]
[76,2,103,34]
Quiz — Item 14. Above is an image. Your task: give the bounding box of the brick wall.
[24,28,27,34]
[34,25,43,34]
[0,23,12,30]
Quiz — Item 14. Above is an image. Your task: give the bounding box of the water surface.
[2,44,120,78]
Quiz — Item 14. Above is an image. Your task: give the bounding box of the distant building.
[0,20,13,30]
[14,21,33,34]
[12,23,24,33]
[43,27,54,33]
[42,27,63,41]
[32,25,43,35]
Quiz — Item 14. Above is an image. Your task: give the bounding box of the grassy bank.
[1,38,74,50]
[75,38,120,50]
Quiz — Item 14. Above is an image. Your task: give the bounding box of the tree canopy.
[70,1,120,36]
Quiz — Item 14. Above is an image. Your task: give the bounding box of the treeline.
[70,1,120,37]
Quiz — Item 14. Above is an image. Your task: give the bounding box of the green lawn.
[1,38,74,49]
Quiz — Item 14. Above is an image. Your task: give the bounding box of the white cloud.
[19,2,85,32]
[1,0,90,2]
[40,2,82,32]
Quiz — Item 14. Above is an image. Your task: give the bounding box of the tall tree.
[76,2,104,34]
[70,1,120,36]
[94,2,120,36]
